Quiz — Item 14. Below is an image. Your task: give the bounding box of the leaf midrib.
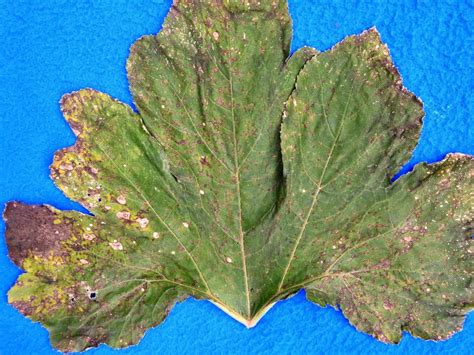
[226,18,252,317]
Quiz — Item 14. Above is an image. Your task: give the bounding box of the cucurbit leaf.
[3,1,472,352]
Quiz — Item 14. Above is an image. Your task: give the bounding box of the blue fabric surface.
[0,0,472,353]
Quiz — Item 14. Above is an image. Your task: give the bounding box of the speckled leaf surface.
[251,30,473,342]
[3,0,473,352]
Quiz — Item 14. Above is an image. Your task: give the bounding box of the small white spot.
[104,205,111,211]
[60,163,74,171]
[332,245,337,249]
[116,195,127,205]
[109,241,123,251]
[79,259,89,265]
[426,288,431,292]
[83,233,96,241]
[301,189,307,193]
[137,217,149,228]
[182,222,189,228]
[141,287,145,292]
[116,211,131,220]
[199,189,205,195]
[171,251,176,255]
[153,232,160,239]
[213,31,220,41]
[226,257,233,263]
[161,104,165,109]
[402,236,413,243]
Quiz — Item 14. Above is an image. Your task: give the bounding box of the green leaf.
[3,1,472,352]
[250,29,473,341]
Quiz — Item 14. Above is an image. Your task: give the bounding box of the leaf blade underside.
[3,0,473,352]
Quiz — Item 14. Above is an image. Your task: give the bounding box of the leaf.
[3,1,472,352]
[249,30,473,341]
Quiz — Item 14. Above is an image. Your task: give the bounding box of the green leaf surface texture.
[3,0,473,351]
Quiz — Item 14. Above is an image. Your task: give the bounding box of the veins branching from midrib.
[277,81,355,291]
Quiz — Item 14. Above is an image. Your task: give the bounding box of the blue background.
[0,0,473,353]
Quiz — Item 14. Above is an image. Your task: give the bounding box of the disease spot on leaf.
[199,156,209,166]
[116,194,127,204]
[137,217,149,228]
[83,233,95,241]
[116,211,130,220]
[109,240,123,251]
[383,300,394,311]
[2,0,472,352]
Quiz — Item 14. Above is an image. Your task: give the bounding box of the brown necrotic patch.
[3,202,73,267]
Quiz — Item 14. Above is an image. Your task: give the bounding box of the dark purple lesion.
[3,202,74,268]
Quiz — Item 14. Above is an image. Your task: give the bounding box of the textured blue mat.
[0,0,472,354]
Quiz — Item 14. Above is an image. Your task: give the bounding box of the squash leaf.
[3,0,472,352]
